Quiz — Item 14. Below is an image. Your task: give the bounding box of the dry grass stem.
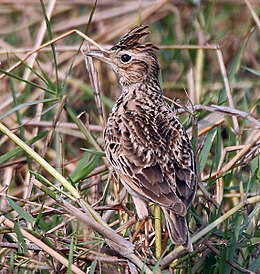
[0,2,258,272]
[0,216,85,274]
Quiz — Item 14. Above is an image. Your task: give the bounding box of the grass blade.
[199,128,218,173]
[70,153,101,184]
[40,0,60,95]
[0,130,48,164]
[6,196,35,225]
[14,222,28,254]
[0,67,55,94]
[0,98,57,120]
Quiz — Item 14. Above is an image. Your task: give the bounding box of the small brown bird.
[87,25,197,250]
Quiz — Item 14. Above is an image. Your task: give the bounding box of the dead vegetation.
[0,1,259,273]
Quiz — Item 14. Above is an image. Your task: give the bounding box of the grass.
[0,1,259,273]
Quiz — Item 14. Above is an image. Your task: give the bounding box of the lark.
[87,25,197,250]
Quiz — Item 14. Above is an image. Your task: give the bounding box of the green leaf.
[35,59,57,92]
[13,54,53,90]
[89,261,97,274]
[219,221,228,273]
[40,0,60,95]
[228,32,250,83]
[6,196,35,225]
[152,245,170,273]
[70,153,101,184]
[86,0,97,34]
[31,171,74,200]
[237,237,260,248]
[65,103,102,149]
[224,212,243,274]
[79,81,114,108]
[67,236,74,274]
[10,75,24,139]
[203,252,216,274]
[60,0,97,94]
[35,197,50,232]
[214,127,222,169]
[242,66,260,77]
[0,98,57,120]
[0,130,48,165]
[249,256,260,272]
[14,222,28,254]
[81,148,106,157]
[10,253,14,270]
[240,203,260,233]
[0,67,55,94]
[199,128,218,172]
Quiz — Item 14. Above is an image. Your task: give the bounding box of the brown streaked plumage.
[86,25,197,250]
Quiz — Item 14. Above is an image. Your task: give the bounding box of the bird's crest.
[110,25,159,52]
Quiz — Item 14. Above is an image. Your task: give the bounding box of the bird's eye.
[120,54,132,63]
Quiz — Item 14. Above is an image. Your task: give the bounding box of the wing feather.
[105,106,196,215]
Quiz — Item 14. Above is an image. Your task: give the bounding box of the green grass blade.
[0,67,55,94]
[70,153,101,184]
[35,59,58,91]
[219,221,228,273]
[214,127,222,169]
[80,81,114,108]
[31,171,75,201]
[89,261,97,274]
[199,128,218,173]
[0,130,48,164]
[0,98,57,120]
[0,122,80,199]
[81,148,106,157]
[40,0,60,95]
[14,222,28,254]
[249,256,260,272]
[60,0,97,94]
[29,172,59,201]
[65,103,103,152]
[203,252,215,274]
[152,245,170,272]
[10,77,24,139]
[242,65,260,76]
[13,54,53,90]
[67,236,74,274]
[228,31,251,82]
[86,0,97,34]
[6,196,35,225]
[224,212,243,274]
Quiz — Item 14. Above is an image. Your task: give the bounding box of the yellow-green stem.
[0,122,80,199]
[195,48,204,103]
[154,204,162,259]
[160,195,260,268]
[0,122,106,226]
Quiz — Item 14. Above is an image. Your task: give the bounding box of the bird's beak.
[85,50,110,64]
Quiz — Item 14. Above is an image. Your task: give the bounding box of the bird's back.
[105,82,196,216]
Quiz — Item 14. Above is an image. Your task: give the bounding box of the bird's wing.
[105,108,196,216]
[155,110,197,208]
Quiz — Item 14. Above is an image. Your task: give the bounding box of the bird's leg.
[132,218,147,242]
[144,220,150,250]
[132,196,148,220]
[131,196,149,243]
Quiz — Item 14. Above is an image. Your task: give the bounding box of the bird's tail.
[162,208,193,251]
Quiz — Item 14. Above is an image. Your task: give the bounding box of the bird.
[86,25,197,250]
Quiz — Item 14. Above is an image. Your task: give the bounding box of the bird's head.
[86,25,160,86]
